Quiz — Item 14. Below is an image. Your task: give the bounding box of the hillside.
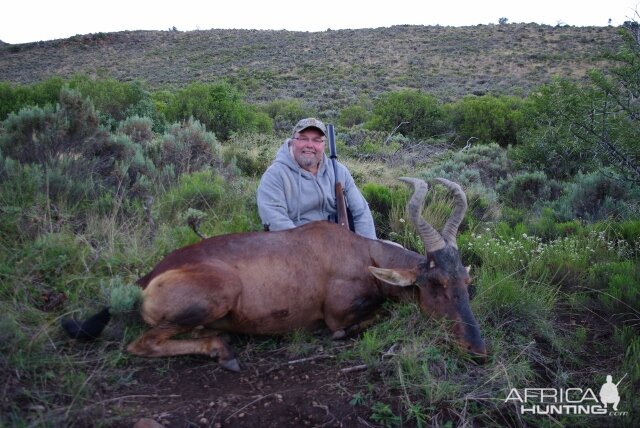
[0,24,624,113]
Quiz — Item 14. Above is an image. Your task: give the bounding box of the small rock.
[199,417,208,424]
[133,418,164,428]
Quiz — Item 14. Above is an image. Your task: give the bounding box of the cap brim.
[298,126,326,135]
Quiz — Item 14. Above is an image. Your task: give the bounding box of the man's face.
[291,128,325,173]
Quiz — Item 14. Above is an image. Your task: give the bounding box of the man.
[599,375,621,411]
[257,118,377,239]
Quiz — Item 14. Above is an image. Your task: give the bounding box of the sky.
[1,0,638,44]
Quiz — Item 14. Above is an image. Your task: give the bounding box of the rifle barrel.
[326,123,349,228]
[328,124,337,159]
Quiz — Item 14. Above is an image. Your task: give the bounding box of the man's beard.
[297,155,317,169]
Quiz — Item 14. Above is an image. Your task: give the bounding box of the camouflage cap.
[292,118,327,137]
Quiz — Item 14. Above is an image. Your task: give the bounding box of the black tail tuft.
[61,307,111,341]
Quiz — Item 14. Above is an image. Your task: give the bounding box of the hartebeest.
[63,178,486,371]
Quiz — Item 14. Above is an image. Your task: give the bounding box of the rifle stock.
[327,124,349,229]
[335,182,349,228]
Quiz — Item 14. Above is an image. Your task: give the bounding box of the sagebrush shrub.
[118,116,154,146]
[497,171,562,209]
[0,104,67,166]
[159,118,220,177]
[553,171,638,222]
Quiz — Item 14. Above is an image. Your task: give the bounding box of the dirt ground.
[97,339,378,428]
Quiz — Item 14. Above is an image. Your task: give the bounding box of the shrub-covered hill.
[0,24,623,112]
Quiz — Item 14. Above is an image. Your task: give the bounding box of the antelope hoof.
[331,330,346,340]
[220,358,241,372]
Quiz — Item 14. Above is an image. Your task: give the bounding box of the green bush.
[0,103,63,166]
[158,170,225,221]
[165,81,273,140]
[553,171,637,222]
[615,219,640,245]
[220,132,279,178]
[426,143,511,188]
[525,208,584,241]
[447,95,527,146]
[0,87,106,167]
[362,183,408,240]
[222,146,269,177]
[0,158,44,241]
[28,231,90,290]
[473,268,555,323]
[416,143,510,224]
[0,88,128,201]
[0,77,65,121]
[339,105,370,128]
[511,125,588,180]
[340,128,389,149]
[365,90,447,139]
[0,76,162,132]
[260,99,313,133]
[588,261,639,314]
[108,278,143,314]
[497,171,562,209]
[67,76,155,130]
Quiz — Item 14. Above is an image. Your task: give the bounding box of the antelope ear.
[368,266,417,287]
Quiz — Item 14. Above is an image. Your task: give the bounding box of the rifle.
[615,373,627,387]
[327,124,350,229]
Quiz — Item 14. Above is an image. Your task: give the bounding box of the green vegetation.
[162,81,272,140]
[365,90,447,139]
[0,25,638,427]
[447,95,528,146]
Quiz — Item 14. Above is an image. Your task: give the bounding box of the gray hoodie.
[257,140,377,239]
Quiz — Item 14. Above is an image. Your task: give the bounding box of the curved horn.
[399,177,445,253]
[434,178,468,248]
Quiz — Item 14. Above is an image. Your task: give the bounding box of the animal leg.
[127,321,240,372]
[331,316,379,340]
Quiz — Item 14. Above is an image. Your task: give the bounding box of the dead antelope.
[63,178,486,371]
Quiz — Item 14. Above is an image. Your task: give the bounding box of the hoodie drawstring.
[297,168,302,223]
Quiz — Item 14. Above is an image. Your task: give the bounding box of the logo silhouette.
[599,374,625,411]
